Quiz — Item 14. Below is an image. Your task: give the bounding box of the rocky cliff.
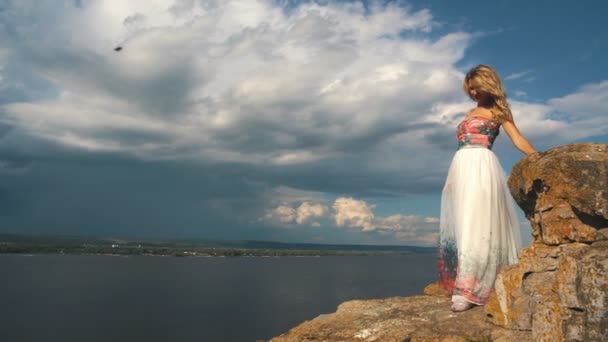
[269,143,607,342]
[486,143,607,341]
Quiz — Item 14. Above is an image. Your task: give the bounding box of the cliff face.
[269,143,607,342]
[486,143,608,341]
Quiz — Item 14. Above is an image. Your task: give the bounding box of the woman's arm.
[502,119,536,155]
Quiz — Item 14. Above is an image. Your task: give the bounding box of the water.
[0,253,437,342]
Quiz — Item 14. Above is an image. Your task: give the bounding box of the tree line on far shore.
[0,243,411,257]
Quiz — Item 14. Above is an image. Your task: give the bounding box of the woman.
[438,65,536,312]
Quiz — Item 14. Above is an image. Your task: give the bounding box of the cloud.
[331,197,440,245]
[263,200,328,227]
[266,204,297,224]
[507,101,566,138]
[264,196,439,245]
[261,185,327,207]
[513,90,527,98]
[424,216,440,223]
[296,201,328,224]
[505,70,532,81]
[1,1,605,173]
[376,214,439,245]
[333,197,376,231]
[10,0,597,198]
[501,81,608,144]
[548,81,608,121]
[1,0,470,168]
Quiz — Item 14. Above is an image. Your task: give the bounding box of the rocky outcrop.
[270,143,607,342]
[485,243,608,341]
[507,143,607,245]
[487,143,608,341]
[269,295,531,342]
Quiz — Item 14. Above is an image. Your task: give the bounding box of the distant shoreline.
[0,233,435,257]
[0,252,348,258]
[0,247,414,257]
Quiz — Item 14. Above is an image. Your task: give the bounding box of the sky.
[0,0,606,246]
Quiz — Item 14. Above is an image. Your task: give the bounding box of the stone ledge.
[268,295,532,342]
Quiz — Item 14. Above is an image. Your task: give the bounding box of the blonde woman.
[438,65,536,312]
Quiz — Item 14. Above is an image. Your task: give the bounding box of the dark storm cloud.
[11,45,197,117]
[0,141,271,238]
[94,128,174,146]
[0,56,60,105]
[0,185,25,217]
[256,152,447,198]
[0,121,12,138]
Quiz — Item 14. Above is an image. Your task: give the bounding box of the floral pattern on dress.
[438,237,496,304]
[457,116,500,150]
[437,238,458,291]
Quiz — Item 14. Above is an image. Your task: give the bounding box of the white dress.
[438,116,522,304]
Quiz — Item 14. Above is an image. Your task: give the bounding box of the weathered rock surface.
[422,282,450,297]
[487,143,608,341]
[269,295,531,342]
[508,143,607,245]
[486,243,608,341]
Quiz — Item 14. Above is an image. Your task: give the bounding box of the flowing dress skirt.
[438,147,522,304]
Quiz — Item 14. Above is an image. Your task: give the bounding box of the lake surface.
[0,253,437,342]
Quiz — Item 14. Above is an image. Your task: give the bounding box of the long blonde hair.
[463,65,513,123]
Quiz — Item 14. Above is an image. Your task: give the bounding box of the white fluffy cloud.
[265,204,297,224]
[3,0,603,170]
[264,200,328,227]
[505,70,533,81]
[296,201,328,224]
[424,216,440,223]
[333,197,376,231]
[264,196,439,245]
[1,0,470,165]
[503,81,608,144]
[332,197,439,245]
[547,81,608,137]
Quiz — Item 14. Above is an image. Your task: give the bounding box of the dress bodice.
[457,116,500,150]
